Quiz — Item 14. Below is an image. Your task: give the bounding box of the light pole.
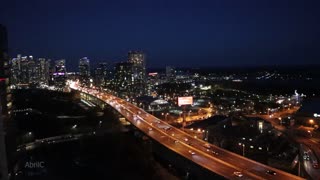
[242,144,245,156]
[239,143,245,157]
[165,113,169,121]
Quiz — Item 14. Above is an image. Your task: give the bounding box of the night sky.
[1,0,320,70]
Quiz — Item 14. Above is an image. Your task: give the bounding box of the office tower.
[79,57,90,86]
[113,62,133,98]
[53,59,67,88]
[166,66,175,82]
[10,57,20,85]
[0,24,9,180]
[27,57,38,84]
[128,51,146,96]
[20,56,29,84]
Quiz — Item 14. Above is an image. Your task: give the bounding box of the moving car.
[203,143,211,149]
[233,171,243,177]
[188,150,195,155]
[266,170,277,175]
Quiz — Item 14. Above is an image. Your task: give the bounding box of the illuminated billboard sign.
[148,72,158,76]
[178,96,193,106]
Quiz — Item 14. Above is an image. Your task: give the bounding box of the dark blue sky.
[1,0,320,70]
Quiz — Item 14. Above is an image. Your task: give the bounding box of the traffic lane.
[121,102,302,180]
[300,144,320,180]
[146,128,259,180]
[144,128,265,179]
[183,136,303,180]
[119,109,257,179]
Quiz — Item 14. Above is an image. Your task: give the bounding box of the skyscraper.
[79,57,90,86]
[27,56,38,85]
[53,59,67,88]
[19,56,29,84]
[128,51,146,96]
[10,56,20,85]
[38,58,50,85]
[0,24,9,180]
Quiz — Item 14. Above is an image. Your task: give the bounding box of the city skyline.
[1,0,320,69]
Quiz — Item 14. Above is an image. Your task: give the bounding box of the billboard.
[178,96,193,106]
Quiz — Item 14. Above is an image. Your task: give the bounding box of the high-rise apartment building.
[53,59,67,88]
[94,62,113,87]
[10,56,20,85]
[113,62,133,98]
[38,58,50,85]
[128,51,146,96]
[20,56,29,84]
[79,57,90,86]
[27,57,38,84]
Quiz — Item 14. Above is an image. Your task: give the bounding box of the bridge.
[70,82,304,180]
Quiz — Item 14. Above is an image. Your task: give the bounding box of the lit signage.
[148,72,158,76]
[53,72,65,76]
[314,113,320,118]
[178,96,193,106]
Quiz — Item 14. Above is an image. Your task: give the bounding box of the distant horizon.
[9,52,320,72]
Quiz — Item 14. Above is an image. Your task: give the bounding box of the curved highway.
[70,82,304,180]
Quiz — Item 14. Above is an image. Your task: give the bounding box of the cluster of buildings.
[8,51,148,98]
[10,56,67,88]
[8,50,182,101]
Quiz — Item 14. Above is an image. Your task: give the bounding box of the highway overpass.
[70,82,304,180]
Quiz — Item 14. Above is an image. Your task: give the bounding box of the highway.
[298,141,320,179]
[70,82,304,180]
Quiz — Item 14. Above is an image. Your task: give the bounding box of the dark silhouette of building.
[0,24,9,180]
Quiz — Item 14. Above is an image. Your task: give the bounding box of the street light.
[309,119,314,127]
[239,143,245,156]
[165,113,169,121]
